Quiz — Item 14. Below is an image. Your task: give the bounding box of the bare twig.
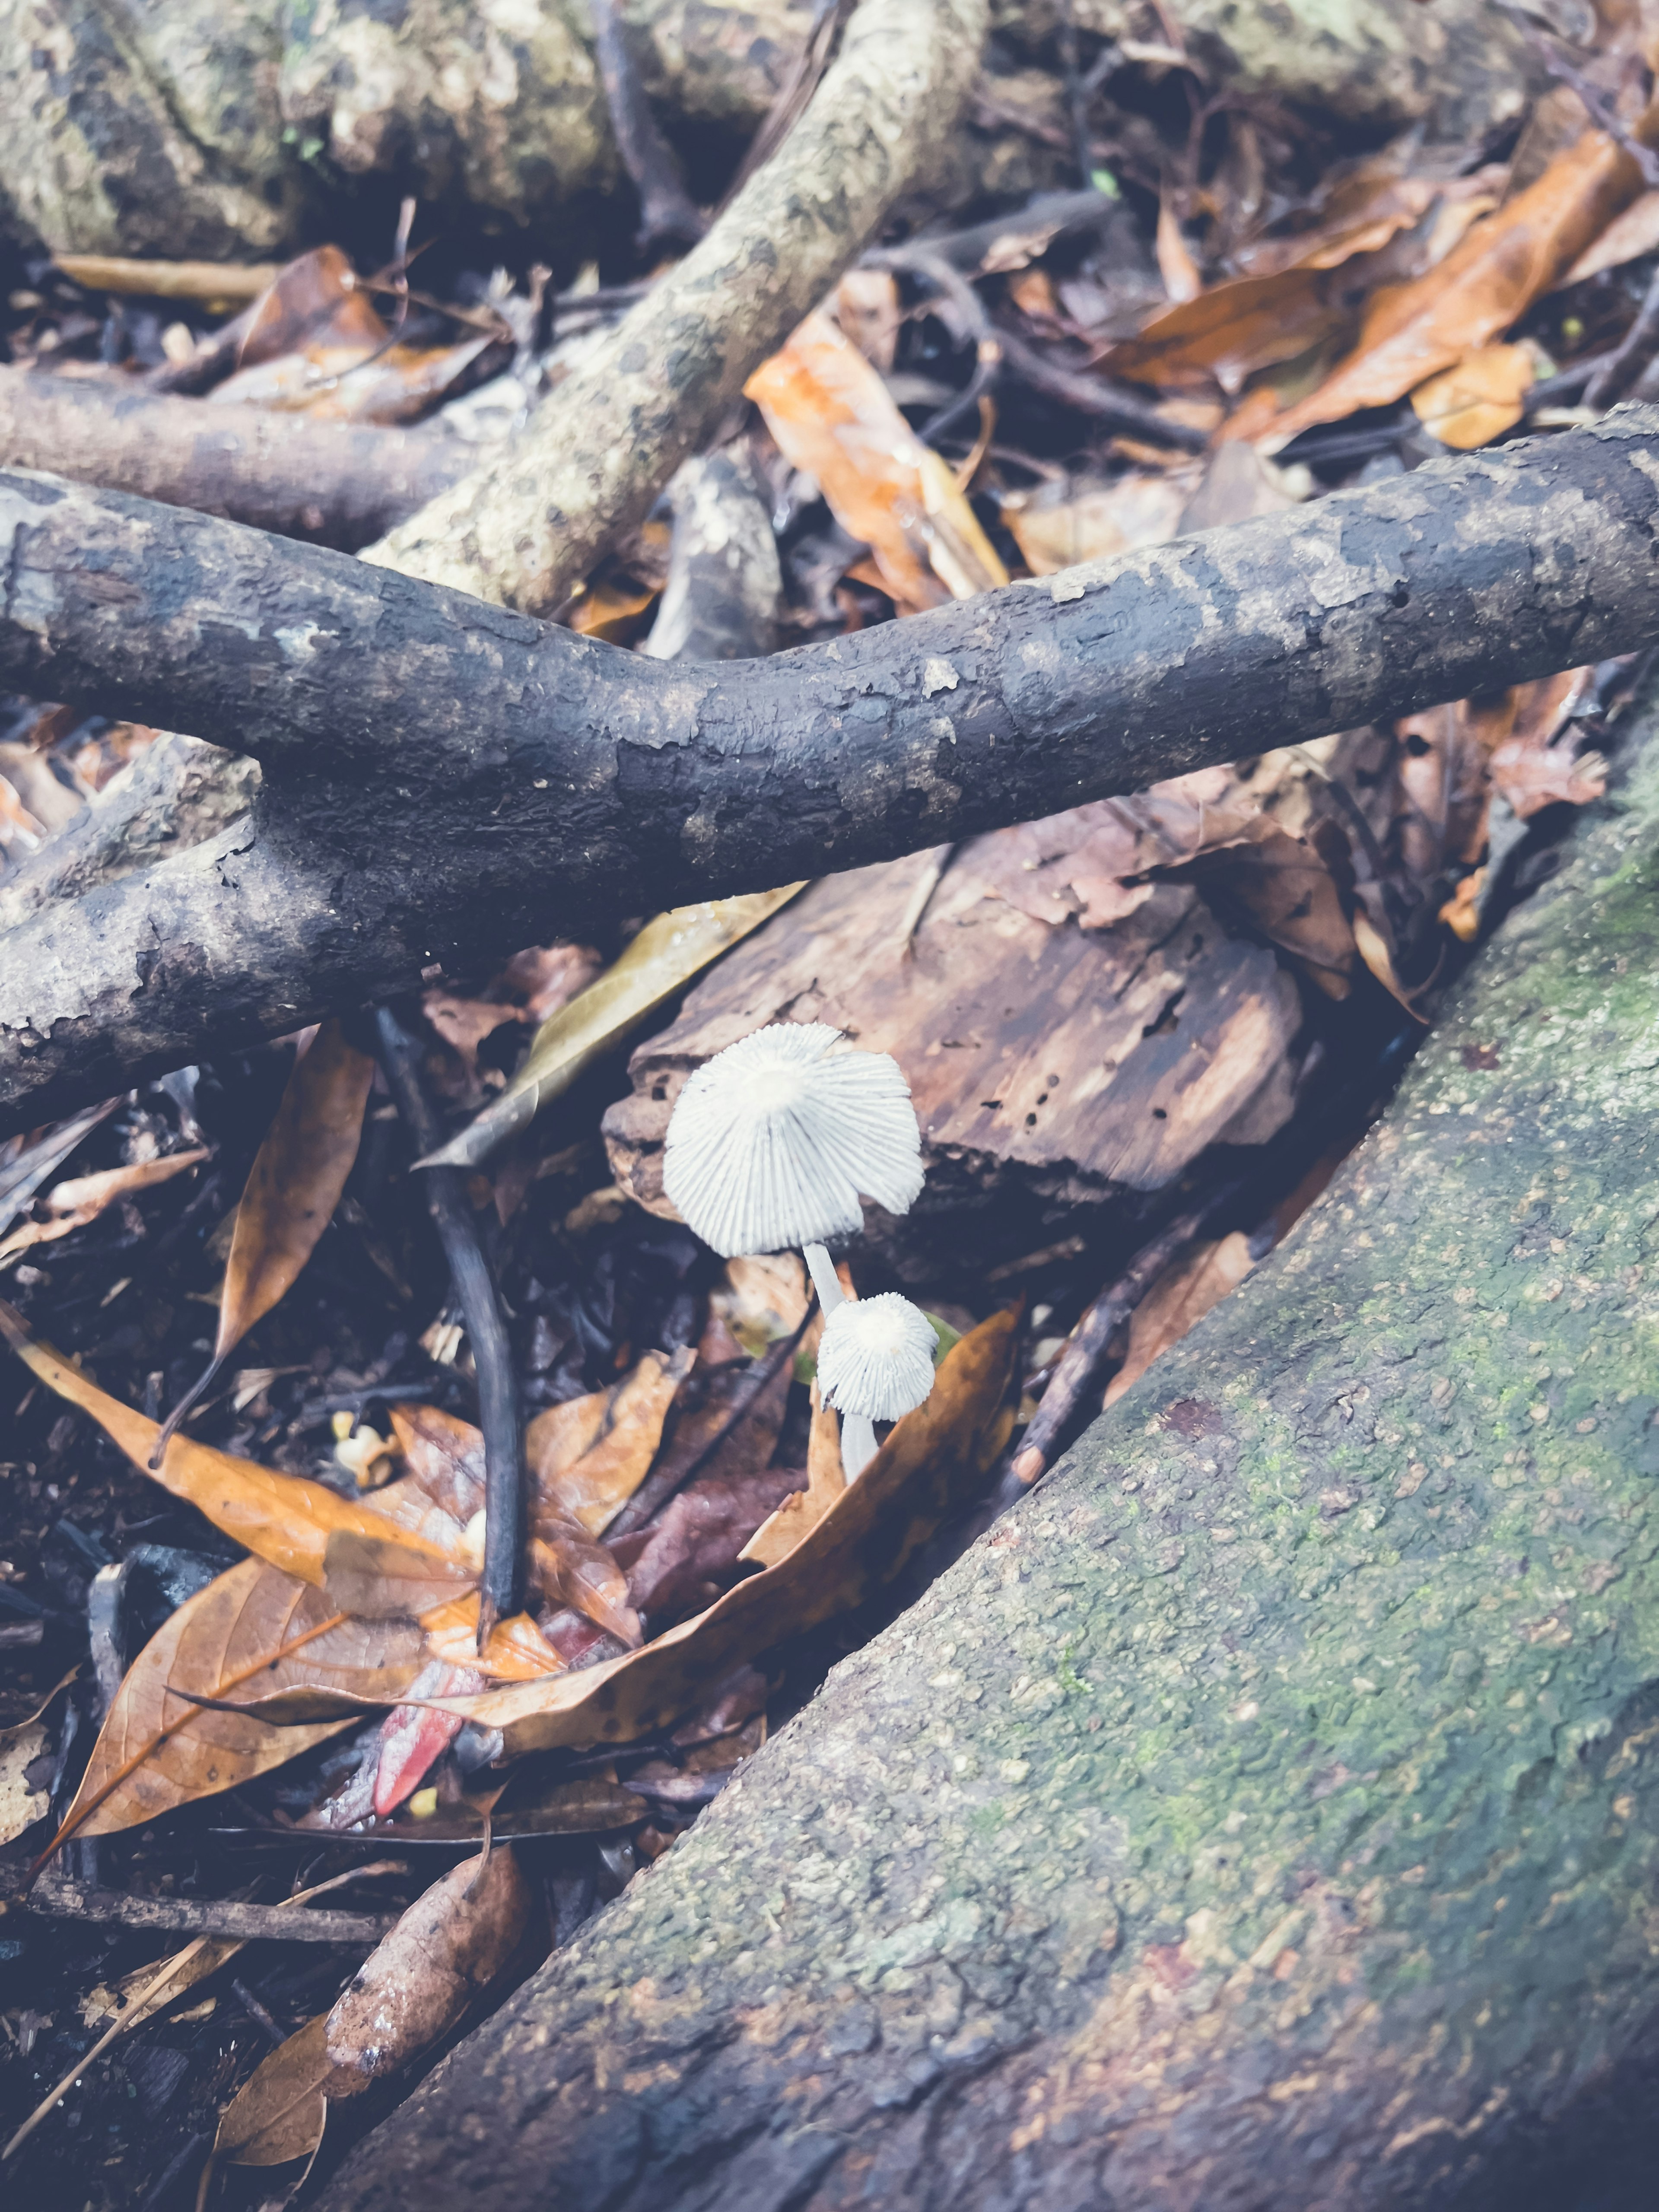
[606,1307,814,1541]
[20,1879,398,1944]
[1585,262,1659,409]
[375,1007,526,1642]
[996,323,1210,450]
[587,0,706,251]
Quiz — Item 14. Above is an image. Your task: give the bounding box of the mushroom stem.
[803,1241,846,1315]
[841,1412,879,1481]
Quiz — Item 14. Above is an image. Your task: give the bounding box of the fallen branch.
[0,367,477,550]
[4,411,1659,1129]
[4,0,987,941]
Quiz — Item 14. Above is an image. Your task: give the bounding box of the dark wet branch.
[4,407,1659,1129]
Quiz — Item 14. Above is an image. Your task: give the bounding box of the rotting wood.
[313,667,1659,2212]
[4,412,1659,1132]
[603,851,1300,1275]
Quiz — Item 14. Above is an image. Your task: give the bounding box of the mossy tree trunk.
[321,702,1659,2211]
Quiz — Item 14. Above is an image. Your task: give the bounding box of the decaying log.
[603,852,1300,1275]
[318,674,1659,2212]
[0,367,478,550]
[5,412,1659,1133]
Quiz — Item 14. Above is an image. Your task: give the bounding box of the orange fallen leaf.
[1252,114,1656,449]
[745,309,1008,610]
[0,1302,456,1588]
[48,1556,426,1847]
[1409,342,1534,448]
[216,1018,375,1368]
[526,1346,693,1535]
[1491,740,1607,817]
[448,1309,1017,1755]
[739,1389,845,1569]
[1156,193,1202,304]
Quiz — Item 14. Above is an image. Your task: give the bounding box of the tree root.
[4,410,1659,1130]
[313,662,1659,2212]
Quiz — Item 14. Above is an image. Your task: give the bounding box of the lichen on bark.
[319,694,1659,2211]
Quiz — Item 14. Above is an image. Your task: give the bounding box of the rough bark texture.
[0,367,478,549]
[0,733,260,930]
[6,410,1659,1129]
[999,0,1543,140]
[365,0,992,613]
[0,0,816,259]
[317,678,1659,2212]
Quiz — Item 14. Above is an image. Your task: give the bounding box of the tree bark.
[0,368,478,550]
[315,672,1659,2212]
[5,410,1659,1131]
[365,0,991,613]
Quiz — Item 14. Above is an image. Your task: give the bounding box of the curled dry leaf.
[216,1847,533,2168]
[371,1659,486,1817]
[1247,114,1657,449]
[0,1147,207,1262]
[424,890,804,1171]
[741,1390,846,1570]
[50,1557,427,1847]
[444,1310,1017,1757]
[745,308,1009,610]
[215,1017,375,1369]
[1103,1231,1258,1407]
[531,1529,642,1649]
[527,1345,693,1535]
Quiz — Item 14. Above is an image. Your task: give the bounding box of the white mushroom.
[817,1291,939,1478]
[662,1022,924,1309]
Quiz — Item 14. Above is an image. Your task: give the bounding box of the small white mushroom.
[662,1023,924,1308]
[817,1291,939,1478]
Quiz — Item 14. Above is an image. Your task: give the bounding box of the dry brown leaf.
[1233,165,1500,281]
[1410,342,1535,448]
[420,1599,565,1680]
[0,1720,50,1847]
[740,1391,846,1569]
[50,1557,426,1847]
[216,1848,532,2167]
[1491,740,1608,817]
[210,245,509,424]
[1558,184,1659,283]
[745,309,1008,610]
[0,1303,457,1588]
[530,1530,642,1649]
[1104,1232,1257,1406]
[216,1018,375,1368]
[0,1147,207,1262]
[1249,115,1656,449]
[321,1529,477,1619]
[1003,472,1194,574]
[527,1346,693,1535]
[447,1310,1017,1756]
[616,1465,806,1627]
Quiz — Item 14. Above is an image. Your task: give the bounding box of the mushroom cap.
[817,1292,939,1424]
[662,1022,925,1258]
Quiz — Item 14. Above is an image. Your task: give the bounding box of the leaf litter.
[6,19,1659,2199]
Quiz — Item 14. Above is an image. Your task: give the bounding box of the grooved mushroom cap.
[817,1293,939,1424]
[662,1022,925,1258]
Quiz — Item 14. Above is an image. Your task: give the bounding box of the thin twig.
[587,0,706,250]
[606,1306,813,1540]
[1585,261,1659,409]
[377,1006,527,1643]
[1005,1188,1237,1492]
[22,1878,398,1945]
[996,324,1211,451]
